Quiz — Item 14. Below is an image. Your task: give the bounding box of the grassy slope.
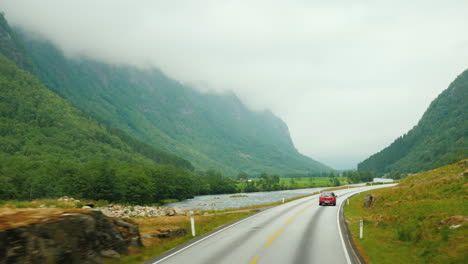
[345,160,468,264]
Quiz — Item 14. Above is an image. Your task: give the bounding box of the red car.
[319,192,337,206]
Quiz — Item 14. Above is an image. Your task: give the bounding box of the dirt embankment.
[0,208,142,264]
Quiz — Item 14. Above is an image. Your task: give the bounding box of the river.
[165,187,334,210]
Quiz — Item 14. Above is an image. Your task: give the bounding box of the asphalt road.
[146,185,392,264]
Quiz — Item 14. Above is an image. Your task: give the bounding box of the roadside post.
[360,219,363,239]
[190,211,196,237]
[347,199,349,206]
[282,197,285,204]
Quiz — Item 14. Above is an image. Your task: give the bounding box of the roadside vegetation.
[344,160,468,264]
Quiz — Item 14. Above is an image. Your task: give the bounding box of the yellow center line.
[286,199,317,225]
[286,215,297,225]
[260,198,319,251]
[250,256,259,264]
[264,228,283,248]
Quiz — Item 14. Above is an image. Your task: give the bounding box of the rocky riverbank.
[98,204,189,218]
[36,197,192,218]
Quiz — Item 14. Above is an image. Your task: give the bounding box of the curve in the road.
[146,185,394,264]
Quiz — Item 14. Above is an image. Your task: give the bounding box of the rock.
[449,224,461,229]
[39,204,47,208]
[363,195,376,208]
[100,249,120,259]
[173,207,186,216]
[439,215,467,225]
[82,206,92,209]
[0,210,142,264]
[145,227,187,239]
[166,208,176,216]
[157,228,187,238]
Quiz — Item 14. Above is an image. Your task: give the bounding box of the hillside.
[13,27,330,176]
[358,70,468,173]
[345,160,468,263]
[0,52,203,203]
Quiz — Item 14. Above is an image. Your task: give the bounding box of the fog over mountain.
[2,0,467,169]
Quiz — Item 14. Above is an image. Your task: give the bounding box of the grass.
[344,160,468,264]
[279,176,350,188]
[0,198,84,209]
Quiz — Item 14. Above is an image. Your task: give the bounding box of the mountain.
[0,52,201,202]
[12,27,330,176]
[0,15,210,203]
[358,69,468,173]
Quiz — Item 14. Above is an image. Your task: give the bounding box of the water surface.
[165,187,330,210]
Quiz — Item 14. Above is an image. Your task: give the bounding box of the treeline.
[0,156,237,204]
[342,171,376,183]
[283,171,338,178]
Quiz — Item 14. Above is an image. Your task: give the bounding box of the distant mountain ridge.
[12,25,330,175]
[358,69,468,173]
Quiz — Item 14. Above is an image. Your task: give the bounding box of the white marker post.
[347,199,349,206]
[190,211,196,237]
[360,219,364,239]
[282,197,285,204]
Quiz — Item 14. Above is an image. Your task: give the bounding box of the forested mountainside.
[14,27,330,175]
[0,53,204,203]
[358,69,468,173]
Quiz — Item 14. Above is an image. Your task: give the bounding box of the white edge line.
[151,205,276,264]
[337,192,354,264]
[336,185,397,264]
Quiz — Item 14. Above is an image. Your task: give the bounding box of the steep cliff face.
[0,209,142,264]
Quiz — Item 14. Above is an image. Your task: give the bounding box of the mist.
[1,0,467,169]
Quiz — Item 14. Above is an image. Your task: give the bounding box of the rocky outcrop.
[0,209,142,264]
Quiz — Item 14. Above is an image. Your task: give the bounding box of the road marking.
[337,189,374,264]
[264,228,283,248]
[286,215,297,225]
[250,256,259,264]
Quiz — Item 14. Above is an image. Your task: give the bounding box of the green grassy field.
[279,176,349,188]
[344,160,468,264]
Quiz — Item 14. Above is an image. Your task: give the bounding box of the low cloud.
[2,0,467,169]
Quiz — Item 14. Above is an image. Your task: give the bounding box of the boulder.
[363,195,376,208]
[166,208,176,216]
[173,207,186,216]
[0,210,143,264]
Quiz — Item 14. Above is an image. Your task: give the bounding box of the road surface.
[146,185,391,264]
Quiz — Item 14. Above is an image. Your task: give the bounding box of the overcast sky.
[2,0,468,169]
